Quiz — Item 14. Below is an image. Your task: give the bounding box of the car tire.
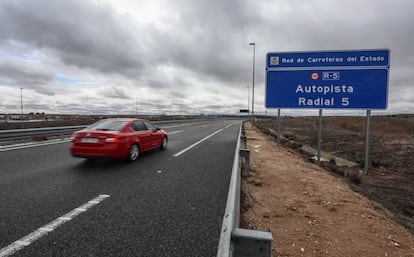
[127,144,139,162]
[160,137,167,150]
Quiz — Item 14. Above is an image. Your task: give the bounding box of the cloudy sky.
[0,0,413,116]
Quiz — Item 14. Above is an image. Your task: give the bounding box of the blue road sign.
[265,49,390,109]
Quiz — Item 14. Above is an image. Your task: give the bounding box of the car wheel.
[160,137,167,150]
[128,144,139,161]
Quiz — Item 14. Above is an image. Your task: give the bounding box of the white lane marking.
[168,130,184,135]
[0,194,110,257]
[38,227,53,232]
[173,128,223,157]
[0,139,71,152]
[156,170,162,173]
[225,124,232,129]
[58,217,72,221]
[15,241,29,247]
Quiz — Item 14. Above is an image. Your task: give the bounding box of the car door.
[144,121,162,149]
[131,121,152,151]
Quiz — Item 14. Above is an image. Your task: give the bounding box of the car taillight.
[105,137,120,143]
[70,135,77,142]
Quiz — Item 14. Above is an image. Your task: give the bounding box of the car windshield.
[85,120,128,131]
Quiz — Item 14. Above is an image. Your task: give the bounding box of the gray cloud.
[0,59,53,86]
[149,0,258,84]
[98,86,131,99]
[0,0,145,76]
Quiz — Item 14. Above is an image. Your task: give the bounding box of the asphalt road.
[0,119,242,257]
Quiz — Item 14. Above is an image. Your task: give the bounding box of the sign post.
[265,49,389,172]
[364,110,372,173]
[277,109,281,144]
[318,109,322,164]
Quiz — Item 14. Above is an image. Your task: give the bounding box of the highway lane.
[0,119,241,257]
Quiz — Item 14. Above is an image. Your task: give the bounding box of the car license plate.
[80,138,98,143]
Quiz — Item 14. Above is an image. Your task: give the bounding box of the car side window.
[144,122,157,131]
[131,121,147,131]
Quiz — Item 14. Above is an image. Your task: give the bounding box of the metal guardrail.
[216,121,272,257]
[216,122,242,257]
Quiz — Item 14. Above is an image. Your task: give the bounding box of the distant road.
[0,120,241,257]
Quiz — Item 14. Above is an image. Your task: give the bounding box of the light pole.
[249,42,255,121]
[247,86,250,113]
[20,88,24,128]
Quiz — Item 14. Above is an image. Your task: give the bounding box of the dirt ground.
[254,116,414,233]
[241,122,414,257]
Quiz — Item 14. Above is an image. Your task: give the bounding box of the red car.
[70,118,168,161]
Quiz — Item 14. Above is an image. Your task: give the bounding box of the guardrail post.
[239,149,250,176]
[240,135,247,149]
[232,228,273,257]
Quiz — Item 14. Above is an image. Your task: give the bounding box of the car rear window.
[86,120,128,131]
